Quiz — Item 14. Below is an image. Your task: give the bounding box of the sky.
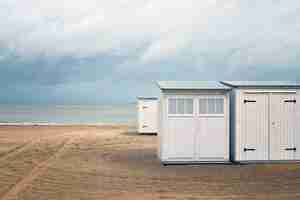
[0,0,300,104]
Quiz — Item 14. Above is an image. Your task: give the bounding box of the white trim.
[244,90,297,94]
[197,114,224,118]
[167,114,194,118]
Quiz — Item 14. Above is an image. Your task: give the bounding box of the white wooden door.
[139,100,157,133]
[243,93,269,161]
[270,94,296,160]
[166,97,195,160]
[167,118,196,159]
[196,96,227,160]
[197,117,226,159]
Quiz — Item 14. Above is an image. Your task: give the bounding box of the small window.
[215,98,224,113]
[199,99,208,114]
[168,99,176,114]
[199,98,224,114]
[168,98,194,115]
[185,99,194,114]
[207,99,216,113]
[177,99,185,114]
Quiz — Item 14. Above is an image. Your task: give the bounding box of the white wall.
[159,90,230,163]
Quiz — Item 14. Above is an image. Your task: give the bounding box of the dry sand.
[0,125,300,200]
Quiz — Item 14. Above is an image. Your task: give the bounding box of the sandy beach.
[0,125,300,200]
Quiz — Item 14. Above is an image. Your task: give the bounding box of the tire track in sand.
[0,131,77,163]
[0,142,29,158]
[0,132,85,200]
[0,141,35,164]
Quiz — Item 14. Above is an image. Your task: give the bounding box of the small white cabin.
[221,81,300,163]
[157,81,231,164]
[137,97,158,134]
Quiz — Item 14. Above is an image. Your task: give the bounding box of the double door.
[166,95,228,161]
[244,93,297,160]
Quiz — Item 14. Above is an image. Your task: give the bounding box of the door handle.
[244,148,256,152]
[272,122,275,126]
[284,100,296,103]
[285,147,296,151]
[142,106,148,109]
[244,100,256,103]
[142,125,148,128]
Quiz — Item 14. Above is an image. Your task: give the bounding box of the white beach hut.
[221,81,300,163]
[157,81,231,164]
[137,97,158,134]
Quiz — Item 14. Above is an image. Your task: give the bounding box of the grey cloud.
[0,0,300,104]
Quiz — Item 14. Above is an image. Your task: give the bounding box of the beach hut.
[157,81,231,164]
[137,97,158,134]
[221,81,300,163]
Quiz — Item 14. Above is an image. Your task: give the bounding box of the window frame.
[167,96,195,117]
[197,96,225,117]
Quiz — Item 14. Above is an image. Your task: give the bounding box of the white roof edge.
[221,81,300,88]
[157,81,231,90]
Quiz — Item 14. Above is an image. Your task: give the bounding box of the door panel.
[270,94,296,160]
[243,94,269,160]
[139,101,146,131]
[139,101,157,133]
[145,101,158,132]
[197,117,226,159]
[167,118,195,159]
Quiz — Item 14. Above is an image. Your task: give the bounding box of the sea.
[0,104,137,126]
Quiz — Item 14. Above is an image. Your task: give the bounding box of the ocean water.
[0,104,137,125]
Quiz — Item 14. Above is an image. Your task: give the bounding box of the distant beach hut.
[137,97,158,134]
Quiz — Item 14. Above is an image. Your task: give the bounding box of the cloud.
[0,0,300,103]
[1,0,300,63]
